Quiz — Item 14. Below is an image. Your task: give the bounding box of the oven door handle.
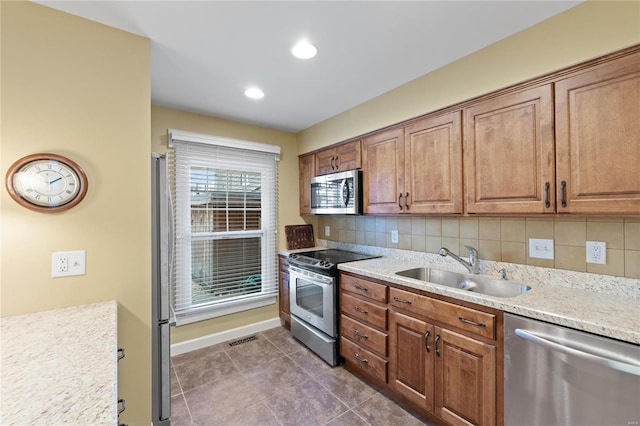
[340,178,350,207]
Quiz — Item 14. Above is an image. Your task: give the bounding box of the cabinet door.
[555,52,640,214]
[464,85,555,214]
[435,327,496,426]
[299,154,315,214]
[405,111,463,214]
[389,311,435,412]
[278,256,290,328]
[335,140,362,171]
[315,148,337,176]
[362,128,405,214]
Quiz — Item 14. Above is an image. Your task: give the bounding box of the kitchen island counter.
[0,300,118,425]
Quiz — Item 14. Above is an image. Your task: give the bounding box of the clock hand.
[49,177,63,184]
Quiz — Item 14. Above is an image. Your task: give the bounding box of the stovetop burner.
[288,249,379,275]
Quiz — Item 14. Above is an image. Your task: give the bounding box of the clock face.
[5,154,88,212]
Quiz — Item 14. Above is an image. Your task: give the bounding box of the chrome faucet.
[438,245,479,274]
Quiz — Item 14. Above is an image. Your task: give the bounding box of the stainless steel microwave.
[310,170,362,215]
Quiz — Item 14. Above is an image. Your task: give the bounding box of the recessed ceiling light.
[244,87,264,99]
[291,41,317,59]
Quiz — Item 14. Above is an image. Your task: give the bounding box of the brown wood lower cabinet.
[340,272,501,426]
[278,255,290,328]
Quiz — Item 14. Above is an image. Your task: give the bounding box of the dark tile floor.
[170,326,433,426]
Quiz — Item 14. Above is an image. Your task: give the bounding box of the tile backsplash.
[315,216,640,279]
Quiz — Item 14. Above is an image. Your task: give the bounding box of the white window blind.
[169,129,279,325]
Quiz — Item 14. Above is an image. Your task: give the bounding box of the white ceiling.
[36,1,582,132]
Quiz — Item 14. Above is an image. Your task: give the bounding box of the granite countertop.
[283,240,640,345]
[335,250,640,345]
[1,301,118,425]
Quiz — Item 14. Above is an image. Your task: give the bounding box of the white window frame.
[168,129,280,325]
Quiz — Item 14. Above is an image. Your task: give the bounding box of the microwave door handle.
[340,178,350,207]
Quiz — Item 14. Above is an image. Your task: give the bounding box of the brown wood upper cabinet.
[464,84,555,214]
[299,153,314,215]
[555,51,640,215]
[315,139,361,176]
[363,111,463,215]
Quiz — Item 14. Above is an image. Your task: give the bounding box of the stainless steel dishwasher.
[504,313,640,426]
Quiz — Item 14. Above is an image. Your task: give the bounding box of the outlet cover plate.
[324,226,330,237]
[529,238,554,259]
[391,230,399,244]
[52,250,86,277]
[586,241,606,264]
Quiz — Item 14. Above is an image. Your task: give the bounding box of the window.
[169,129,280,325]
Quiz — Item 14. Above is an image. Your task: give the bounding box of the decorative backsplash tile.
[315,216,640,279]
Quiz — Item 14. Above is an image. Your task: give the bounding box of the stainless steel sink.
[395,267,531,298]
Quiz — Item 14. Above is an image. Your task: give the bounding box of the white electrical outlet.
[52,251,86,277]
[586,241,606,264]
[529,238,554,259]
[391,230,399,244]
[324,226,331,237]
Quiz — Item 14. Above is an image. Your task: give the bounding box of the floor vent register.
[227,335,258,347]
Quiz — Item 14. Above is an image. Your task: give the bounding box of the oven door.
[289,265,336,337]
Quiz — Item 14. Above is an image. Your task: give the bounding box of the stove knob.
[320,261,330,268]
[290,254,298,259]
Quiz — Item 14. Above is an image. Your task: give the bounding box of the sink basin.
[395,267,531,298]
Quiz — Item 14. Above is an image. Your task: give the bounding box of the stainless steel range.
[288,249,379,366]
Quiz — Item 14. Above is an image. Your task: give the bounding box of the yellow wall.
[297,0,640,152]
[150,106,301,344]
[1,2,151,424]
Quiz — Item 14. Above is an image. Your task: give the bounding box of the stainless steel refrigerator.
[151,153,173,425]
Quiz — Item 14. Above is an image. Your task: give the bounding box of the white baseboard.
[170,317,282,356]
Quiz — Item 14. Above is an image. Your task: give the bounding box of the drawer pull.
[118,398,126,415]
[425,330,430,353]
[354,353,369,363]
[392,296,412,304]
[354,283,369,292]
[434,334,441,357]
[354,329,369,339]
[354,306,368,314]
[458,316,486,327]
[117,348,125,361]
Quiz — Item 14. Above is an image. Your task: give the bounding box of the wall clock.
[5,153,88,213]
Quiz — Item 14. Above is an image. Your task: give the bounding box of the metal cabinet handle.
[354,353,369,363]
[458,316,486,327]
[117,348,125,361]
[392,296,412,304]
[434,334,440,357]
[560,180,567,208]
[354,283,368,292]
[398,193,403,210]
[118,398,126,415]
[405,192,410,210]
[354,329,369,339]
[335,156,339,169]
[544,182,551,208]
[425,330,431,353]
[354,306,368,314]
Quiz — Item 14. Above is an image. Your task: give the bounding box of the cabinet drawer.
[340,336,387,383]
[340,314,387,357]
[341,274,387,302]
[389,288,495,340]
[341,292,388,330]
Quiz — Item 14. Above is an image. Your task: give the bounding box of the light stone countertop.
[1,301,118,425]
[325,242,640,345]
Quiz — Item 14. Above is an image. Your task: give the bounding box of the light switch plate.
[52,250,86,277]
[529,238,554,259]
[586,241,606,264]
